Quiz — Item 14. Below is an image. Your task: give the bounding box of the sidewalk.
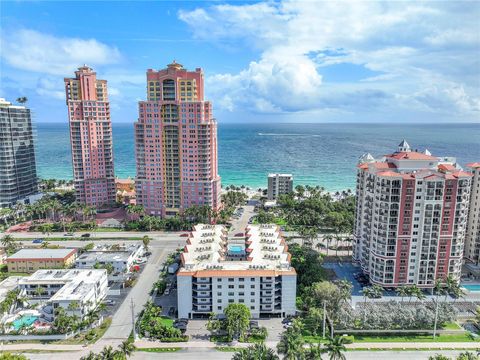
[1,339,479,353]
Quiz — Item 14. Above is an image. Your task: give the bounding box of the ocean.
[35,122,480,192]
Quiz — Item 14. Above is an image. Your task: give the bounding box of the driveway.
[229,199,258,235]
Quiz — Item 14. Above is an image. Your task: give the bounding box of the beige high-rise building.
[465,163,480,264]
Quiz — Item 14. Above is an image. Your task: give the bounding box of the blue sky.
[1,0,479,123]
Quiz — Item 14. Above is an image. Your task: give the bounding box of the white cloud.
[179,0,480,120]
[36,77,64,100]
[1,29,122,75]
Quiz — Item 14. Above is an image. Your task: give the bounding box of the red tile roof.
[467,162,480,169]
[386,152,438,161]
[438,164,456,172]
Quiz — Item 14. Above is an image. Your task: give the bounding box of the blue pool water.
[462,284,480,292]
[228,245,244,253]
[12,315,38,330]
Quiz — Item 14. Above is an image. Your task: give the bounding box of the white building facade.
[18,269,108,320]
[177,224,296,319]
[267,174,293,201]
[75,244,143,278]
[353,141,472,288]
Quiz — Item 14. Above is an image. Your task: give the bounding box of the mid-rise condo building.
[64,66,115,208]
[465,163,480,264]
[177,224,296,319]
[353,140,472,288]
[134,62,221,217]
[0,98,38,208]
[267,173,294,200]
[18,269,108,320]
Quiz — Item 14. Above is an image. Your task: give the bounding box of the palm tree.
[277,320,305,360]
[323,336,347,360]
[306,343,323,360]
[118,339,136,358]
[1,234,15,249]
[80,351,98,360]
[233,343,279,360]
[396,286,408,302]
[324,234,334,256]
[40,241,50,249]
[35,286,46,298]
[99,345,116,360]
[142,235,151,252]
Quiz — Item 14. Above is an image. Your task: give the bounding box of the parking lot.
[154,273,178,317]
[324,261,364,295]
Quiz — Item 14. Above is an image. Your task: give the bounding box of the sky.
[1,0,479,124]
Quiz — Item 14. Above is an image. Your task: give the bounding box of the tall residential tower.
[64,66,115,208]
[465,163,480,264]
[0,98,38,208]
[353,141,472,288]
[134,62,221,216]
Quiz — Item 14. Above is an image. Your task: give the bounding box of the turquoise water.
[228,245,244,253]
[35,122,480,192]
[12,315,38,330]
[462,284,480,292]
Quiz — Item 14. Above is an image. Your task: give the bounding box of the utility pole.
[131,298,136,340]
[433,298,439,339]
[322,300,326,338]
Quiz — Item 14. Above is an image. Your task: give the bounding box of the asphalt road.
[20,349,474,360]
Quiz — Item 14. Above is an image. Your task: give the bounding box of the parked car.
[32,239,43,244]
[180,233,189,237]
[164,288,170,295]
[81,233,91,238]
[249,320,259,329]
[104,299,116,306]
[235,232,244,237]
[64,232,74,237]
[144,251,152,257]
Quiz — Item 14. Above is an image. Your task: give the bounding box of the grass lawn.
[95,227,124,232]
[159,316,174,327]
[210,335,232,343]
[442,322,462,330]
[0,272,30,280]
[46,237,144,241]
[242,335,267,343]
[216,346,240,352]
[304,332,477,344]
[136,347,181,353]
[354,333,476,343]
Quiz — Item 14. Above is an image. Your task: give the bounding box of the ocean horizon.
[35,122,480,192]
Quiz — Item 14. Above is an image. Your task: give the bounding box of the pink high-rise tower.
[134,61,221,216]
[64,66,116,208]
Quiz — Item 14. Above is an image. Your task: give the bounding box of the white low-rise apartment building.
[177,224,296,319]
[75,244,143,280]
[18,269,108,320]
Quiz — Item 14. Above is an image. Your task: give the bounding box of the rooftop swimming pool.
[12,315,38,330]
[228,244,245,254]
[462,284,480,292]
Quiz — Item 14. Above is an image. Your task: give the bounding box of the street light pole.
[322,300,326,338]
[131,298,136,340]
